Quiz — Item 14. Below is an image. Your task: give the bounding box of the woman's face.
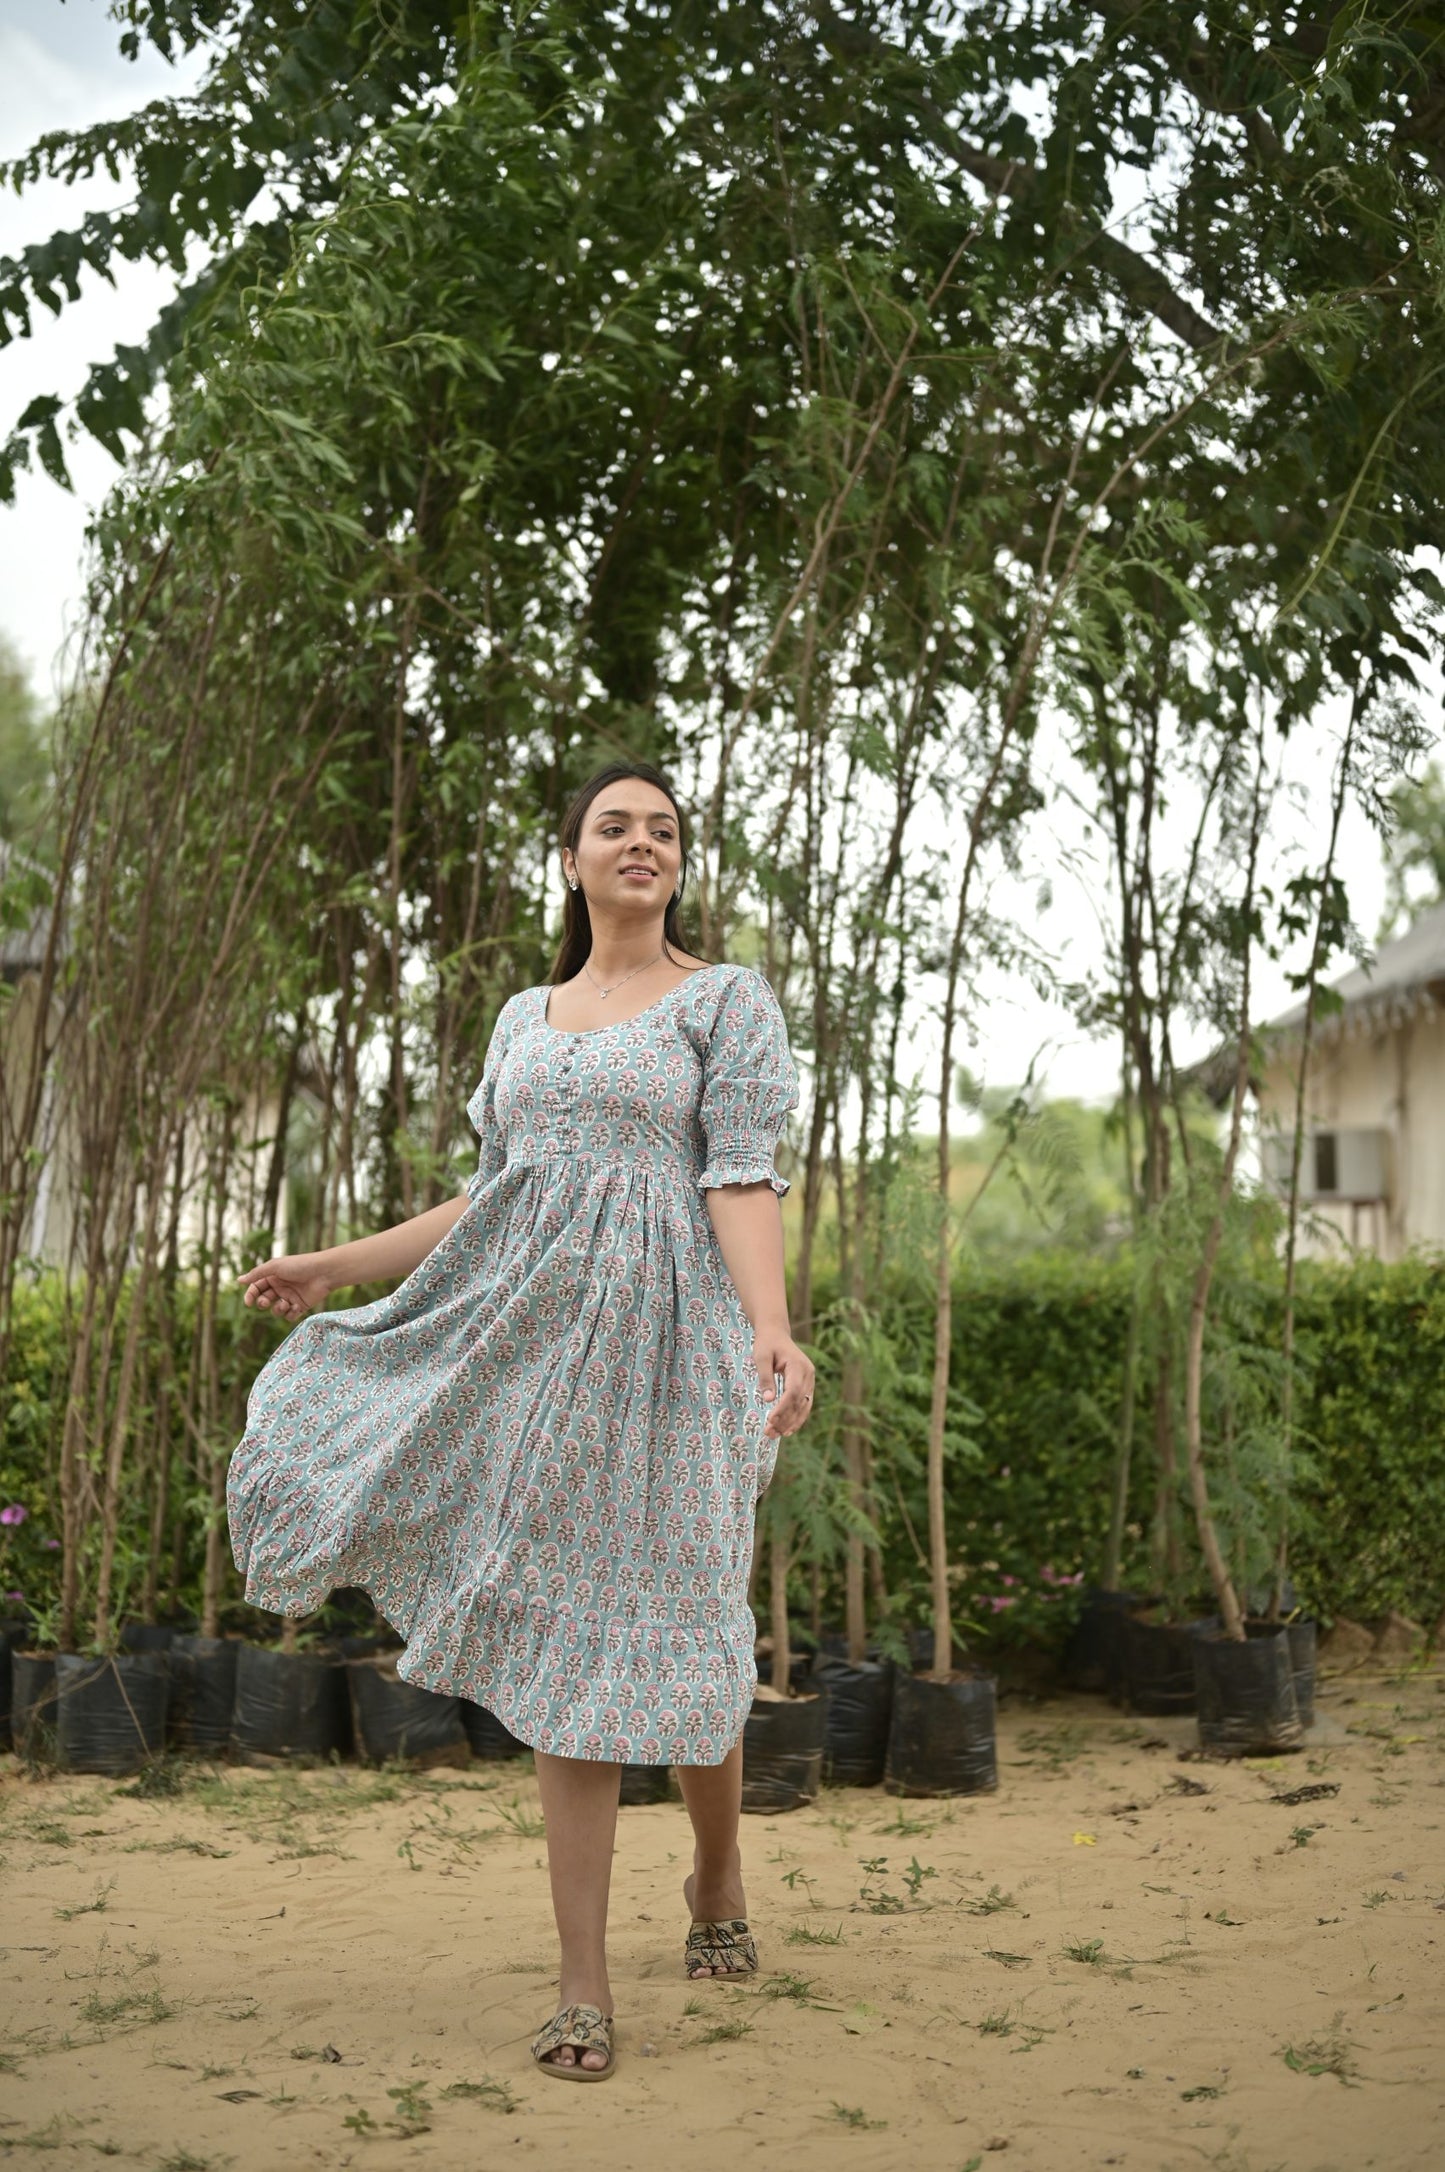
[563,780,682,918]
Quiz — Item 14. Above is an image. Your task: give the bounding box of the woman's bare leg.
[675,1739,750,1972]
[532,1750,622,2068]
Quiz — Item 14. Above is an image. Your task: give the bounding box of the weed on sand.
[1282,2017,1359,2085]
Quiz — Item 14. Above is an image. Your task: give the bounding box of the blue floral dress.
[227,963,798,1766]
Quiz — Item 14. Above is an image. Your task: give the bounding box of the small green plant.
[780,1865,818,1905]
[854,1857,905,1913]
[115,1758,188,1800]
[1289,1824,1324,1848]
[875,1806,935,1837]
[752,1973,824,2005]
[682,1996,704,2017]
[28,1822,73,1848]
[441,2077,517,2112]
[55,1878,116,1921]
[978,2009,1013,2036]
[1017,1725,1089,1766]
[1282,2022,1357,2084]
[342,2107,378,2135]
[156,2153,212,2171]
[1181,2083,1223,2101]
[493,1796,545,1840]
[1062,1937,1106,1966]
[963,1883,1017,1916]
[828,2104,886,2130]
[1362,1891,1390,1909]
[386,2082,431,2132]
[78,1985,174,2032]
[785,1922,845,1946]
[698,2016,753,2044]
[902,1857,938,1903]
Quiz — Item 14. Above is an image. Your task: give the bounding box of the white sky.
[0,3,1435,1109]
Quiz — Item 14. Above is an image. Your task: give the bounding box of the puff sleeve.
[697,968,798,1197]
[464,998,516,1201]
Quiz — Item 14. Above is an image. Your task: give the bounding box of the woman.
[227,760,814,2083]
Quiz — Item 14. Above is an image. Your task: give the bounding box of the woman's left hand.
[754,1331,815,1438]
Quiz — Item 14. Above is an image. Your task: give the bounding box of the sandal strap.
[685,1918,758,1972]
[531,2002,614,2065]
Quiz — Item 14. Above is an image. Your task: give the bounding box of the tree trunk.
[1270,683,1361,1616]
[1182,722,1267,1642]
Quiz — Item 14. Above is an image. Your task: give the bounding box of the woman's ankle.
[557,1960,612,2012]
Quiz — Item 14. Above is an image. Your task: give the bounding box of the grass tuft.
[78,1985,175,2032]
[697,2016,753,2044]
[114,1758,190,1801]
[1282,2020,1358,2085]
[441,2077,517,2112]
[785,1922,845,1946]
[55,1878,116,1922]
[963,1883,1016,1916]
[828,2103,886,2129]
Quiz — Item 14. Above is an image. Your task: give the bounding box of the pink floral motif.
[226,963,797,1767]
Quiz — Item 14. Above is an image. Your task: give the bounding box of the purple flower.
[986,1594,1017,1612]
[1000,1574,1018,1587]
[0,1504,27,1527]
[42,1537,60,1550]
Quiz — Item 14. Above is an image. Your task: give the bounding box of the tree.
[1379,761,1445,939]
[0,637,52,846]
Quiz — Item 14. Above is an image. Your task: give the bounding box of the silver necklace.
[583,949,665,1001]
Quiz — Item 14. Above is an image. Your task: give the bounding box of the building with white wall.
[1254,901,1445,1259]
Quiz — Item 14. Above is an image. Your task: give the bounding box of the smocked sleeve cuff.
[699,1153,790,1198]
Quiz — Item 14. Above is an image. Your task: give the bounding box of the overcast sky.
[0,3,1433,1108]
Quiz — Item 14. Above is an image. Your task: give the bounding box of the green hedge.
[846,1251,1445,1640]
[2,1254,1442,1637]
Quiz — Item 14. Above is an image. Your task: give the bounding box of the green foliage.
[4,1252,1443,1633]
[0,636,53,848]
[1378,758,1445,940]
[803,1247,1445,1639]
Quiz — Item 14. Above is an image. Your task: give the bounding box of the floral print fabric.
[227,963,798,1766]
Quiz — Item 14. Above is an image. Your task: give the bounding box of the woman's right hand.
[237,1252,335,1322]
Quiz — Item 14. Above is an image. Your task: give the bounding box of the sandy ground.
[1,1667,1441,2172]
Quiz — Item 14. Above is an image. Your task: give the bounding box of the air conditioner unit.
[1260,1128,1390,1202]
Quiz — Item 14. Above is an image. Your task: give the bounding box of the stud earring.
[568,878,579,892]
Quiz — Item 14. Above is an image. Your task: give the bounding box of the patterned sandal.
[530,2002,615,2082]
[685,1917,759,1979]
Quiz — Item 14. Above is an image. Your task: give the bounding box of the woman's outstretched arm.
[237,1194,470,1321]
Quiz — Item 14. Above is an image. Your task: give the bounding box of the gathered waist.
[506,1144,699,1182]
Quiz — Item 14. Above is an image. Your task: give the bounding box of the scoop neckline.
[539,960,735,1038]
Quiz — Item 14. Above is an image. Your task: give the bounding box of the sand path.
[2,1669,1441,2171]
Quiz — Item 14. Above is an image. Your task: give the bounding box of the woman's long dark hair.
[550,760,703,984]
